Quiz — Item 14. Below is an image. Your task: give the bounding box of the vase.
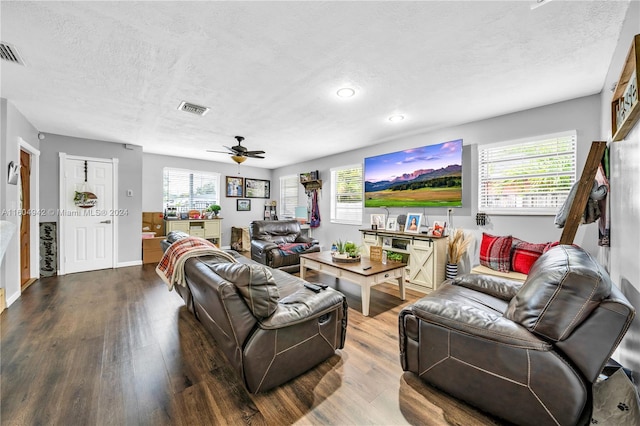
[445,262,458,280]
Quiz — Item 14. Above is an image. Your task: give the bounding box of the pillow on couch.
[511,240,548,275]
[210,263,280,318]
[479,233,513,273]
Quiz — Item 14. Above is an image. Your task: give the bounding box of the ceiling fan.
[207,136,265,164]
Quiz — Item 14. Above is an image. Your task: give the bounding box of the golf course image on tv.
[364,139,462,208]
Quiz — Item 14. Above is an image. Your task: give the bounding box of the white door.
[62,157,114,274]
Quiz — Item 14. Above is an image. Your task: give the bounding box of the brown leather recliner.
[250,220,320,273]
[399,245,635,426]
[162,232,348,394]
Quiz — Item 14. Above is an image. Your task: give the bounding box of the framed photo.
[237,199,251,211]
[245,178,270,198]
[405,213,422,233]
[386,215,398,231]
[431,220,447,237]
[226,176,244,197]
[299,172,313,183]
[370,214,386,229]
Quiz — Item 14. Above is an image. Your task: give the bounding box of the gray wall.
[39,134,143,265]
[1,98,40,305]
[142,153,271,246]
[599,1,640,381]
[273,94,602,255]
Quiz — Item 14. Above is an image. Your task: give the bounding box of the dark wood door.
[20,149,30,288]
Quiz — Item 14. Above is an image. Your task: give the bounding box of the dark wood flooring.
[1,261,502,425]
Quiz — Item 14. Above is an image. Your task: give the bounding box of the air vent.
[0,42,25,65]
[178,101,210,116]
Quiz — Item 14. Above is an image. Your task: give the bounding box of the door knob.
[100,220,112,224]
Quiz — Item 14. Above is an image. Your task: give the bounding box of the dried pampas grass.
[447,229,471,264]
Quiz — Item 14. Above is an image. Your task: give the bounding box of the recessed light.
[388,114,405,123]
[336,88,356,98]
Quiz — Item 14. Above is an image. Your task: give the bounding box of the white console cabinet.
[360,229,447,293]
[165,218,222,245]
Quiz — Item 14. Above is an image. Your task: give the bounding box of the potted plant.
[332,240,360,261]
[344,241,360,258]
[206,204,221,218]
[385,251,406,263]
[333,240,348,259]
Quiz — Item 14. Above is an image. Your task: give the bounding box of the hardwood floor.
[1,263,502,425]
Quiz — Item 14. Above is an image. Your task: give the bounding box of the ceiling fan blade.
[246,154,265,159]
[244,150,265,155]
[206,150,232,154]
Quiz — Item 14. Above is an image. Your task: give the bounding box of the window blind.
[163,167,220,213]
[478,131,577,215]
[279,175,299,218]
[331,164,363,225]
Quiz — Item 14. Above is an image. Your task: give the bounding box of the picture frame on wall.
[237,199,251,211]
[245,178,270,198]
[405,213,422,233]
[226,176,244,197]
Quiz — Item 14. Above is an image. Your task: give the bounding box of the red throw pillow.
[543,241,580,253]
[479,233,513,273]
[512,241,548,275]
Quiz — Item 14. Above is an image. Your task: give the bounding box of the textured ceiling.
[0,1,631,169]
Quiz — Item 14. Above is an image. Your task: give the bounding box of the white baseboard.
[117,260,143,268]
[6,291,20,307]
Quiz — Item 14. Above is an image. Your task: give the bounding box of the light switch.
[126,189,133,197]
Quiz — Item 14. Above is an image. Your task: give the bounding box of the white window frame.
[478,130,577,215]
[163,167,221,213]
[331,164,363,225]
[279,174,299,218]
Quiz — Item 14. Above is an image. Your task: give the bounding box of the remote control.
[362,266,372,270]
[304,283,323,293]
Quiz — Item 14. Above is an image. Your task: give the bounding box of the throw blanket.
[156,236,237,291]
[555,180,608,228]
[278,242,311,256]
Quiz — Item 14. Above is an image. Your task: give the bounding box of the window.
[331,164,363,224]
[163,167,220,212]
[478,130,577,215]
[279,175,299,218]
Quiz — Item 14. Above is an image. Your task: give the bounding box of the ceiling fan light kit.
[206,135,266,164]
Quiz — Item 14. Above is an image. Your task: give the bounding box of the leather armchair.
[399,245,635,426]
[250,220,320,273]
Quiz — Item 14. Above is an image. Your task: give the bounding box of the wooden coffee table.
[299,251,406,316]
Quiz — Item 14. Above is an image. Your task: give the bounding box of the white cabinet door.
[408,240,436,289]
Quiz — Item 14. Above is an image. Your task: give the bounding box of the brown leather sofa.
[249,219,320,273]
[399,245,635,426]
[162,232,347,393]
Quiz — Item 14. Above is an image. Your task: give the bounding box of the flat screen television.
[364,139,462,208]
